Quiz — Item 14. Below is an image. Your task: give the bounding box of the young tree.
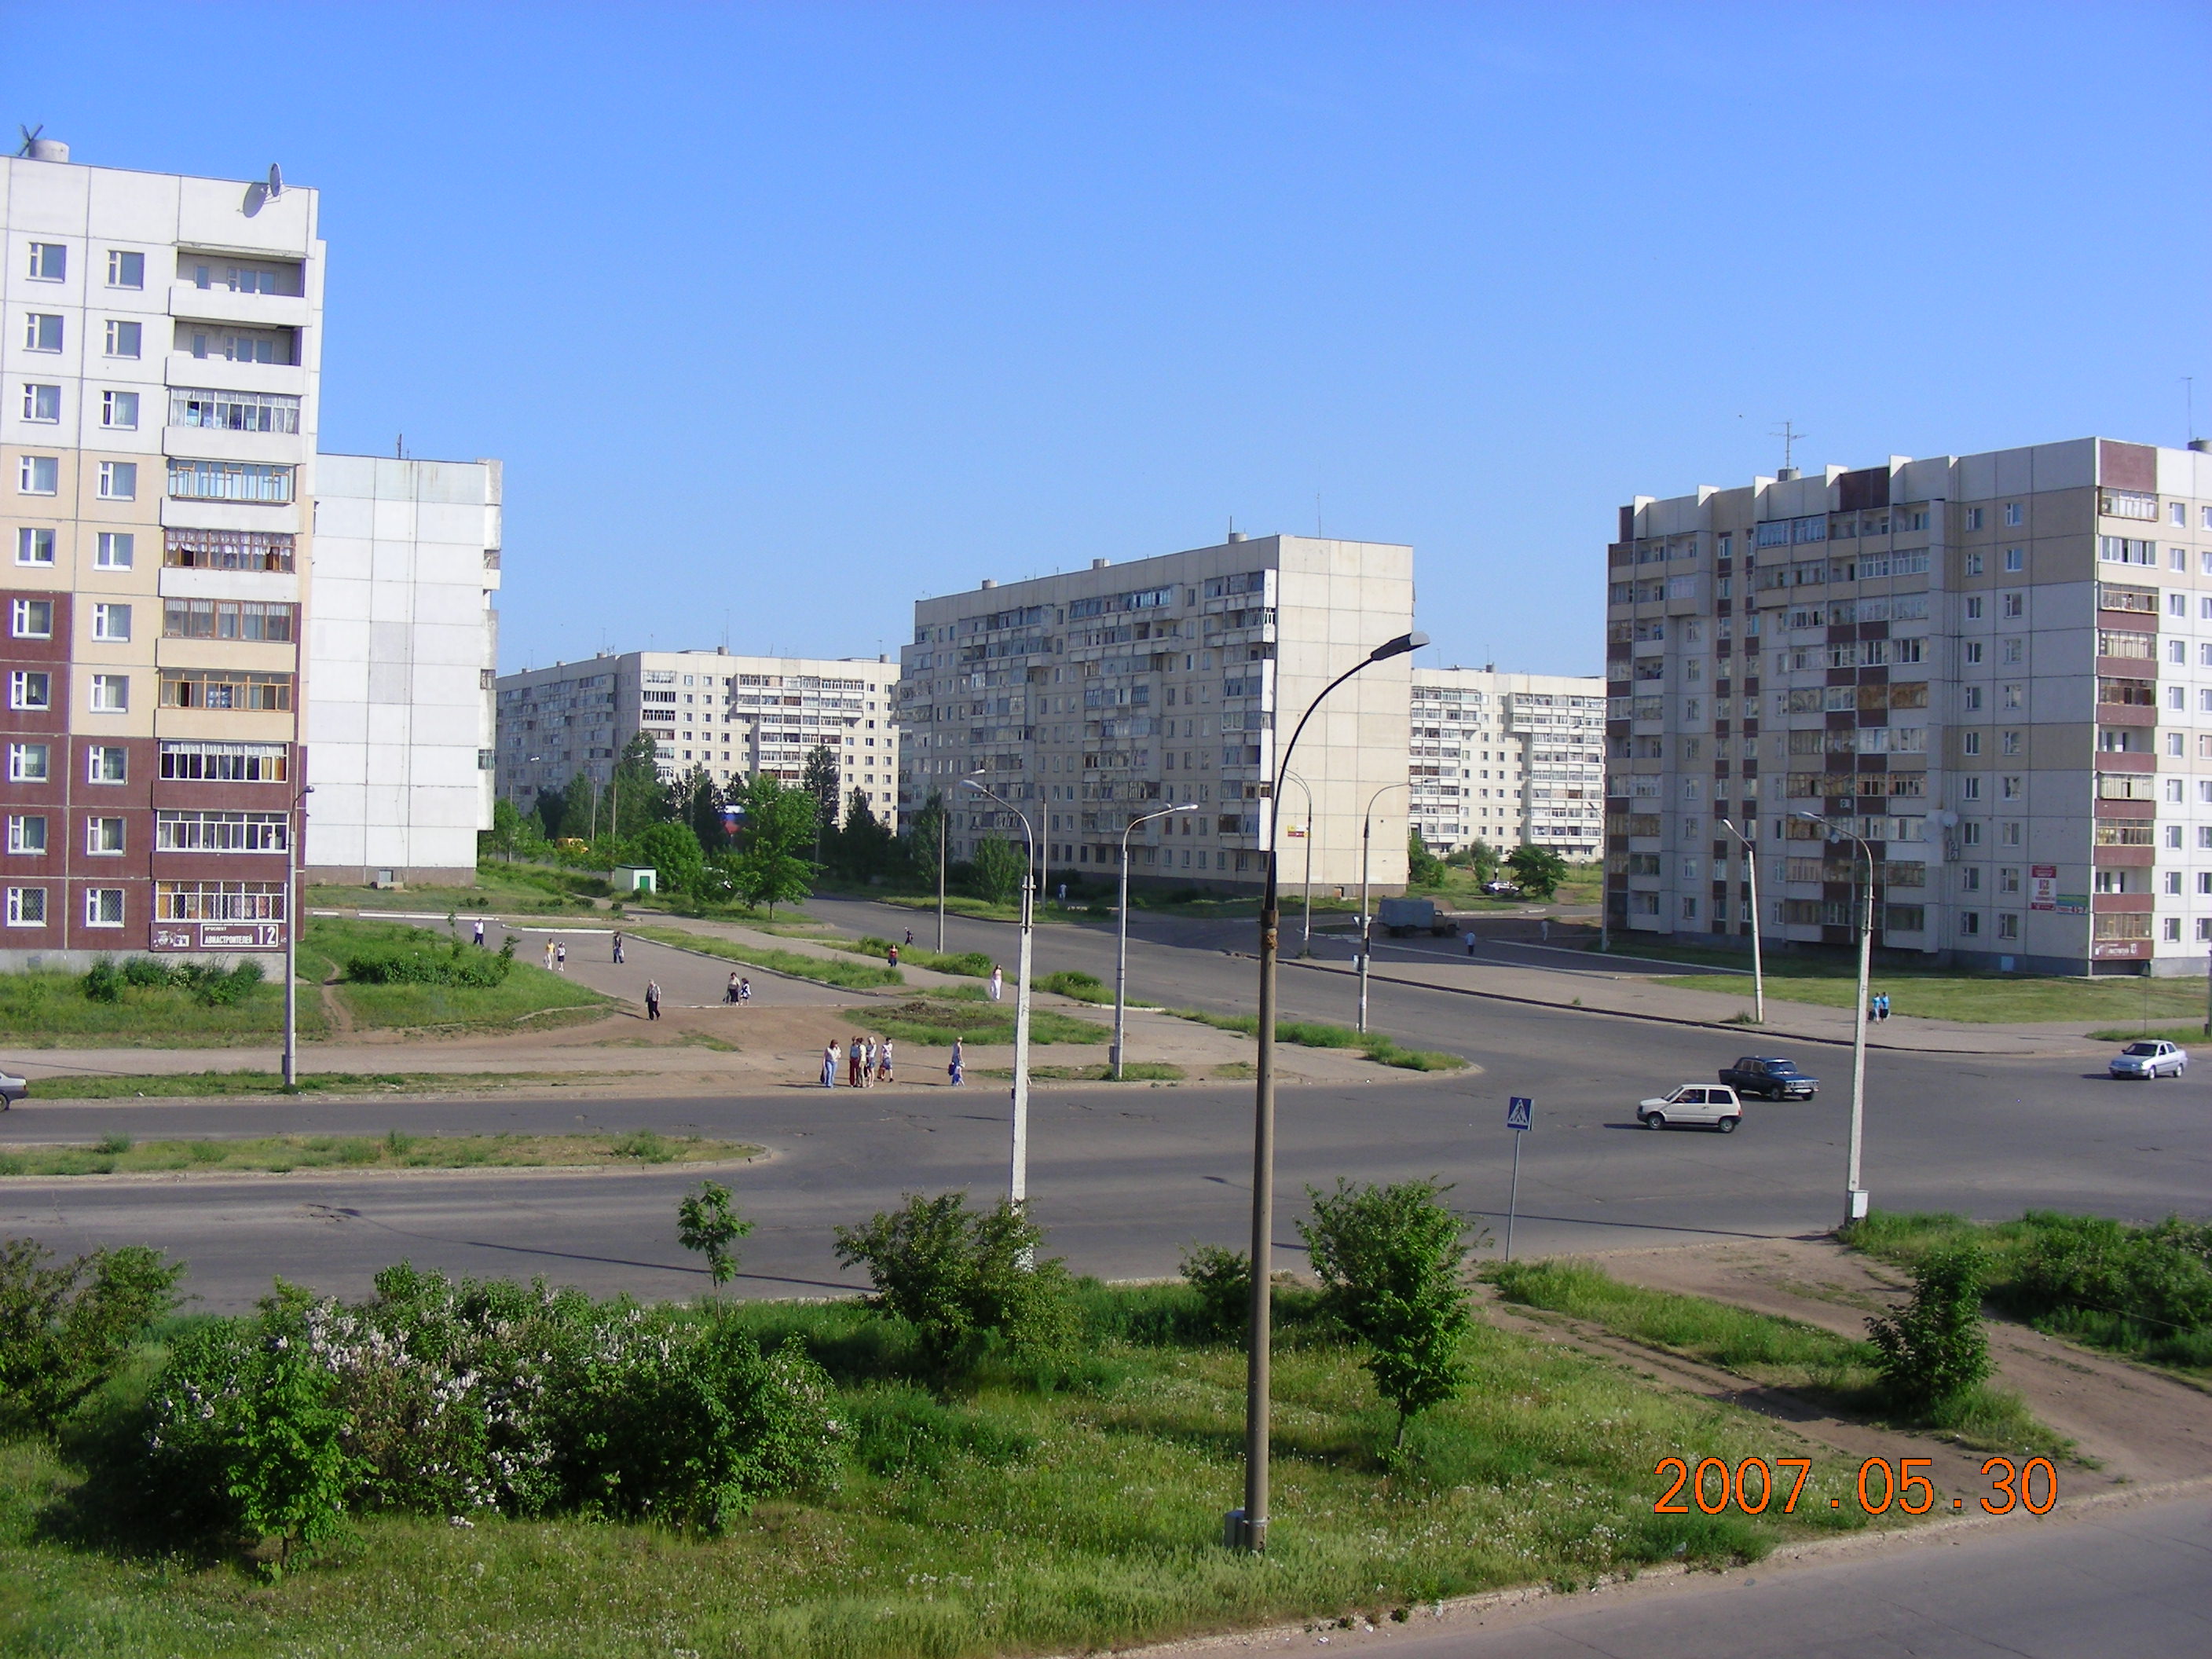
[901,789,948,886]
[636,821,705,893]
[1867,1246,1992,1414]
[530,775,573,842]
[0,1239,184,1437]
[729,772,819,916]
[482,798,525,864]
[800,744,842,856]
[1454,838,1502,886]
[1298,1177,1478,1449]
[1505,843,1569,900]
[969,835,1027,906]
[830,786,894,881]
[610,734,670,840]
[1406,827,1446,888]
[677,1182,755,1287]
[671,766,726,855]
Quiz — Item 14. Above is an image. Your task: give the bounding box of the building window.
[166,460,294,504]
[94,532,133,569]
[1962,777,1983,800]
[7,599,47,639]
[162,528,294,572]
[1963,731,1981,756]
[2166,870,2186,895]
[6,815,45,855]
[90,602,131,642]
[88,674,127,713]
[20,383,58,422]
[2001,592,2024,618]
[95,461,137,500]
[2163,915,2184,943]
[107,249,144,288]
[155,880,287,922]
[23,314,61,352]
[18,456,57,496]
[159,669,291,712]
[100,390,139,430]
[83,888,123,928]
[2170,731,2188,757]
[1965,595,1984,621]
[2002,731,2021,756]
[2005,503,2023,527]
[9,671,49,711]
[159,740,288,782]
[103,320,142,359]
[2002,547,2023,573]
[86,746,126,784]
[1998,913,2021,940]
[27,243,64,280]
[6,888,47,926]
[155,810,287,852]
[1963,642,1984,665]
[1965,507,1985,530]
[86,817,123,855]
[1960,910,1982,936]
[161,599,295,642]
[176,323,295,366]
[1965,552,1984,576]
[167,387,302,434]
[6,744,48,782]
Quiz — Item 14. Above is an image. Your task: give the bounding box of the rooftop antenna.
[2188,376,2196,444]
[1771,419,1804,474]
[266,163,284,199]
[394,434,404,460]
[16,124,42,156]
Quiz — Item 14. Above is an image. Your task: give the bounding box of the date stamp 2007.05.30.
[1655,1456,2059,1518]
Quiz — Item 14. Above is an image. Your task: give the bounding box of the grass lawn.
[973,1062,1185,1082]
[862,999,1111,1046]
[0,1130,760,1177]
[1173,1009,1467,1072]
[20,1070,635,1101]
[0,1281,1877,1658]
[0,969,320,1049]
[298,917,616,1036]
[1489,1258,2071,1459]
[627,925,904,991]
[309,861,610,917]
[2086,1024,2210,1044]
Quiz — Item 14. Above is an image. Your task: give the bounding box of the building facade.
[0,139,320,965]
[305,455,502,884]
[1606,436,2212,976]
[898,533,1415,892]
[496,650,901,822]
[1409,668,1605,859]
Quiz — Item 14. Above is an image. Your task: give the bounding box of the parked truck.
[1376,897,1456,937]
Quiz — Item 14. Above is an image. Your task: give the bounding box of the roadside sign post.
[1504,1097,1533,1261]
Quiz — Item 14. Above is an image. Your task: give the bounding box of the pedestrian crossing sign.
[1506,1097,1533,1132]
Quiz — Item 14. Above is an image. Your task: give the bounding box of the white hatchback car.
[2110,1040,2188,1080]
[1638,1083,1744,1133]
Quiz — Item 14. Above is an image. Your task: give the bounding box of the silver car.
[2110,1040,2188,1080]
[1637,1083,1744,1133]
[0,1071,23,1110]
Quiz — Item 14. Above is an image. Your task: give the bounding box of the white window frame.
[99,389,139,430]
[94,532,133,569]
[82,888,123,928]
[26,243,64,280]
[6,743,48,783]
[8,670,49,711]
[95,460,137,501]
[90,602,131,643]
[106,249,145,289]
[86,745,126,784]
[9,599,50,639]
[6,815,46,855]
[103,318,142,360]
[17,456,57,496]
[5,887,47,926]
[20,382,58,423]
[87,673,128,714]
[86,816,124,855]
[22,313,61,352]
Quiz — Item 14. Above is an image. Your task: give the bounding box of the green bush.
[79,957,265,1006]
[833,1192,1080,1378]
[120,956,170,990]
[0,1238,183,1438]
[1179,1244,1251,1341]
[1867,1246,1992,1414]
[343,938,515,987]
[1300,1178,1479,1448]
[81,958,123,1003]
[2009,1213,2212,1353]
[1038,969,1109,1003]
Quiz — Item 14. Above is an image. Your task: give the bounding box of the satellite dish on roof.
[266,163,284,198]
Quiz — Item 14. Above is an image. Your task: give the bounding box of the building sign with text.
[152,922,285,952]
[2029,866,2057,911]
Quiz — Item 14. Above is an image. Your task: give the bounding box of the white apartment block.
[0,138,320,965]
[899,534,1415,892]
[496,650,901,821]
[1410,668,1605,859]
[1607,436,2212,976]
[305,456,502,884]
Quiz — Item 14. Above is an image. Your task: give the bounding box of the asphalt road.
[5,896,2206,1312]
[1375,1490,2212,1659]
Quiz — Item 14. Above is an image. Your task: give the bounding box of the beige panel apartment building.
[899,533,1415,892]
[1606,435,2212,976]
[1410,668,1605,859]
[0,139,320,965]
[496,650,900,822]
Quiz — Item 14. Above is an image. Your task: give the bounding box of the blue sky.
[9,4,2209,676]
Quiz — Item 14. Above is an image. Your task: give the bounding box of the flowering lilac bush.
[131,1265,844,1544]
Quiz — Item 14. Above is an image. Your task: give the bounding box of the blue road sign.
[1507,1097,1533,1131]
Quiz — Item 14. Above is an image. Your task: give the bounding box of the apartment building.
[1409,668,1605,859]
[1606,435,2212,976]
[495,650,901,822]
[0,139,320,966]
[305,455,503,884]
[898,533,1415,892]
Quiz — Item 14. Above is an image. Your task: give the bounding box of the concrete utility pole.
[1114,804,1197,1078]
[1720,818,1764,1024]
[1800,811,1873,1225]
[962,778,1035,1206]
[1356,781,1408,1035]
[282,784,314,1089]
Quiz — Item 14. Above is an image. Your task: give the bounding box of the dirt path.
[1564,1237,2212,1490]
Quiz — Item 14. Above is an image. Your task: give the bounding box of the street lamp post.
[962,778,1035,1205]
[934,791,948,954]
[1719,819,1765,1025]
[1231,628,1426,1556]
[1798,811,1873,1225]
[1115,803,1199,1078]
[282,784,314,1089]
[1282,770,1317,958]
[1357,781,1409,1035]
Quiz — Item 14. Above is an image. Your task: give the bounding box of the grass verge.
[830,936,995,977]
[0,1280,1873,1658]
[972,1063,1185,1082]
[1637,948,2212,1026]
[0,1130,760,1177]
[2086,1025,2208,1045]
[16,1070,639,1101]
[298,917,617,1036]
[0,968,320,1049]
[861,1000,1111,1046]
[1489,1258,2073,1458]
[1172,1009,1467,1072]
[628,925,905,991]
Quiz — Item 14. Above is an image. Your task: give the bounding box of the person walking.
[877,1038,895,1085]
[555,941,567,972]
[726,971,742,1005]
[848,1037,864,1089]
[947,1038,964,1086]
[822,1042,839,1088]
[886,943,899,969]
[988,965,1003,1002]
[472,917,486,948]
[544,939,556,972]
[644,979,661,1021]
[1463,929,1477,957]
[860,1036,876,1086]
[1540,918,1551,944]
[611,930,624,965]
[903,928,914,947]
[738,977,751,1005]
[1877,992,1892,1022]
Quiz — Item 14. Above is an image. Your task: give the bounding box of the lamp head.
[1367,630,1430,664]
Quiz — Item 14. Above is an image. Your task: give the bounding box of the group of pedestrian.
[542,939,568,972]
[725,972,752,1005]
[822,1035,895,1088]
[1868,991,1892,1021]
